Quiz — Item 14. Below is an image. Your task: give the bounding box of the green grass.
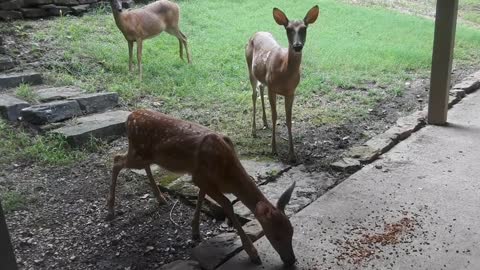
[15,83,37,103]
[1,191,27,213]
[0,120,85,166]
[23,0,480,156]
[461,0,480,25]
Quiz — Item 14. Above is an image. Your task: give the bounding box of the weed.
[1,191,27,213]
[0,120,85,166]
[15,83,37,103]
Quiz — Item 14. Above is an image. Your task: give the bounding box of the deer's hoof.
[158,195,169,205]
[250,255,262,265]
[105,212,115,221]
[192,233,202,242]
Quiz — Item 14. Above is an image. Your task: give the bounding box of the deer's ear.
[255,201,273,222]
[273,8,289,26]
[304,5,320,25]
[277,182,296,213]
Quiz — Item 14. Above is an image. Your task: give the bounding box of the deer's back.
[247,32,282,85]
[120,0,179,40]
[126,110,212,173]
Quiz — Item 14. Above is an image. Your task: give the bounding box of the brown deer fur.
[110,0,191,80]
[246,6,319,162]
[107,110,297,266]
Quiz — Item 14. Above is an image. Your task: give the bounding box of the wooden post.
[0,202,18,270]
[428,0,459,125]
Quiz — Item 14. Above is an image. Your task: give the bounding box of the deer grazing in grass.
[109,0,191,80]
[246,6,319,162]
[106,109,297,266]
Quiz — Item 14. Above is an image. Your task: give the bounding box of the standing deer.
[109,0,191,80]
[246,6,319,162]
[107,109,297,266]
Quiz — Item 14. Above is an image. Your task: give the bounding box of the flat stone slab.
[192,232,243,270]
[0,71,42,89]
[453,71,480,93]
[0,10,23,20]
[0,94,29,121]
[331,157,361,172]
[166,175,228,219]
[159,260,201,270]
[0,55,14,71]
[20,100,81,125]
[20,8,49,18]
[71,4,89,14]
[70,92,118,113]
[233,165,336,220]
[35,86,83,102]
[241,159,290,184]
[192,220,263,270]
[50,110,130,146]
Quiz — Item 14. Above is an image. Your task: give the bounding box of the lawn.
[12,0,480,160]
[345,0,480,25]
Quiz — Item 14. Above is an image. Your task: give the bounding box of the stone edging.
[331,70,480,173]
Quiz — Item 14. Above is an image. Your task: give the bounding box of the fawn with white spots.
[107,110,297,266]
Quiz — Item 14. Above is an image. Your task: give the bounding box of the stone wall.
[0,0,100,20]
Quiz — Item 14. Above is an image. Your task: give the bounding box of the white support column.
[428,0,459,125]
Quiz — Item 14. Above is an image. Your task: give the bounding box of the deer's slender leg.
[136,38,143,81]
[192,189,205,240]
[128,40,134,72]
[285,95,296,162]
[179,31,191,64]
[145,165,167,205]
[268,89,278,155]
[207,188,261,265]
[178,39,184,61]
[251,79,258,137]
[106,154,126,220]
[259,85,268,128]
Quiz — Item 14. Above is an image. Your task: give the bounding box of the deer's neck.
[234,173,271,216]
[110,3,124,28]
[283,46,302,73]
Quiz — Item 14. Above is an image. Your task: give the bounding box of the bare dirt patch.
[1,138,230,270]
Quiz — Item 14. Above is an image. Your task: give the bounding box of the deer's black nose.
[293,44,303,52]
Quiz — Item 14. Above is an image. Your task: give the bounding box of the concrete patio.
[218,92,480,269]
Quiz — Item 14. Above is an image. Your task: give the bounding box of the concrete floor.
[218,92,480,270]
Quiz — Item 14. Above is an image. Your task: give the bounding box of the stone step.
[0,71,42,90]
[0,55,14,72]
[20,99,82,125]
[0,94,29,121]
[50,110,130,146]
[36,87,119,113]
[20,88,120,125]
[35,86,84,102]
[72,92,118,114]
